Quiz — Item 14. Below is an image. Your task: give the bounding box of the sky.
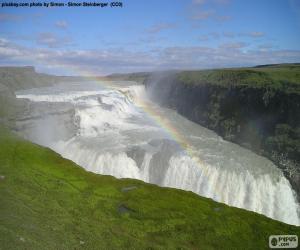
[0,0,300,75]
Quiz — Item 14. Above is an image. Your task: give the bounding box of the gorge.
[13,72,300,226]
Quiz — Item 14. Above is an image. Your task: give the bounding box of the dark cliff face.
[145,72,300,200]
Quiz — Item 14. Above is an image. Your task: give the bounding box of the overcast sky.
[0,0,300,75]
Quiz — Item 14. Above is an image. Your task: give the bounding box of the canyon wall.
[145,66,300,198]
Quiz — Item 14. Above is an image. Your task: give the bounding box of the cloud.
[0,13,22,21]
[1,37,300,75]
[210,32,220,39]
[258,43,273,49]
[241,31,265,38]
[189,0,231,22]
[55,20,68,29]
[192,0,206,5]
[189,5,231,22]
[191,11,231,22]
[219,42,247,49]
[257,43,274,51]
[147,23,176,34]
[191,10,215,20]
[216,15,232,22]
[248,32,265,37]
[216,31,264,39]
[198,35,209,41]
[0,38,9,46]
[0,13,42,22]
[36,33,73,48]
[198,32,220,41]
[223,31,235,38]
[139,36,166,44]
[0,39,29,60]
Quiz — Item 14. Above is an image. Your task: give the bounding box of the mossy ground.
[0,127,299,249]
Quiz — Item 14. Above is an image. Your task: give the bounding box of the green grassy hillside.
[178,63,300,93]
[0,128,299,249]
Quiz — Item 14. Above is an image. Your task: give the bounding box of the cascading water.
[16,81,300,226]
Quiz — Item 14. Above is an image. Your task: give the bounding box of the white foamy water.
[16,81,300,226]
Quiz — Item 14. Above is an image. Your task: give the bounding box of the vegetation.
[177,63,300,93]
[0,127,299,249]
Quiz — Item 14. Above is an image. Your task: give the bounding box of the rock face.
[0,67,58,127]
[0,66,77,127]
[0,66,58,92]
[145,70,300,200]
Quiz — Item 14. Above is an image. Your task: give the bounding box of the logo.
[269,235,298,248]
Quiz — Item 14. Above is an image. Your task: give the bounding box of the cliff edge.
[145,64,300,200]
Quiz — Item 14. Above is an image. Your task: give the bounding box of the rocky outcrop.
[0,66,60,92]
[145,71,300,200]
[0,67,61,126]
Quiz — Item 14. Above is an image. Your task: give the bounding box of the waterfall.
[16,81,300,226]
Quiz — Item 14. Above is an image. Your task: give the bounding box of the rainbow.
[132,93,226,201]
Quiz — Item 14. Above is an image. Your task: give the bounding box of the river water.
[15,80,300,226]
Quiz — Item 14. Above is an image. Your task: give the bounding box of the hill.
[177,63,300,94]
[0,127,299,249]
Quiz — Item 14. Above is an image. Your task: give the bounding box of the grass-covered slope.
[0,128,299,249]
[178,63,300,93]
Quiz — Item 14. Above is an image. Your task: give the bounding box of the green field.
[177,63,300,93]
[0,127,299,249]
